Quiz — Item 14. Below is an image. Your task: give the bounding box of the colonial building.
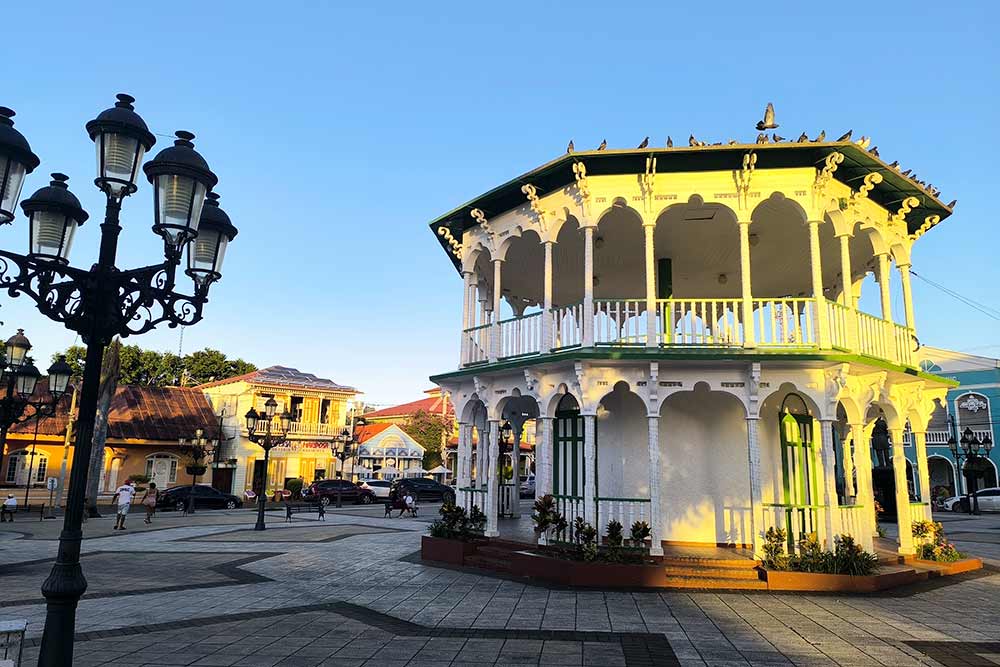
[364,388,453,425]
[430,132,956,556]
[347,423,425,479]
[198,366,359,495]
[904,347,1000,499]
[3,384,219,501]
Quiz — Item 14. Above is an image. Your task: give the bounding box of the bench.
[284,502,325,521]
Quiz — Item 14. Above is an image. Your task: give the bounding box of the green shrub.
[606,520,624,548]
[630,521,651,546]
[762,526,789,569]
[531,495,565,542]
[762,528,878,576]
[284,478,304,498]
[830,535,879,576]
[427,503,486,541]
[913,520,963,562]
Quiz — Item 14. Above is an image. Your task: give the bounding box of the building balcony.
[242,421,341,437]
[460,297,915,369]
[902,429,991,447]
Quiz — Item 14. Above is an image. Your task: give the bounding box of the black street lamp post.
[179,427,212,514]
[245,398,291,531]
[0,96,237,666]
[334,416,367,506]
[0,329,72,488]
[948,427,994,516]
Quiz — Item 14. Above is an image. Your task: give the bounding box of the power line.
[911,270,1000,321]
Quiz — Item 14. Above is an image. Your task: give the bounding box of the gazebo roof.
[429,141,954,272]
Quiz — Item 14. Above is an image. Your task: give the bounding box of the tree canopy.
[404,409,453,470]
[54,343,257,387]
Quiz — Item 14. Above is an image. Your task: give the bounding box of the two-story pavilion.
[430,134,956,556]
[199,366,359,495]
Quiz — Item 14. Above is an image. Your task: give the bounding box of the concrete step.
[465,555,514,573]
[661,556,761,569]
[662,574,768,590]
[662,564,763,580]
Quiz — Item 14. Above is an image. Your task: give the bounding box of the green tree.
[52,345,256,387]
[404,409,452,469]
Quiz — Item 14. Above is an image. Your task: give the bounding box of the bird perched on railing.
[772,133,786,142]
[597,139,607,151]
[811,130,826,142]
[796,132,808,143]
[666,136,673,147]
[836,130,852,142]
[637,136,649,149]
[566,140,574,153]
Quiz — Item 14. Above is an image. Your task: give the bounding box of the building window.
[35,457,47,483]
[290,396,304,422]
[5,454,20,483]
[169,459,178,483]
[320,399,331,424]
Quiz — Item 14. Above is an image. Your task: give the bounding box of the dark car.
[389,477,455,504]
[302,479,376,506]
[157,484,242,511]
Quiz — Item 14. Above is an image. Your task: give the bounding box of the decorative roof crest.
[521,183,548,233]
[850,172,883,215]
[813,151,844,205]
[437,226,463,259]
[910,214,940,241]
[735,151,757,211]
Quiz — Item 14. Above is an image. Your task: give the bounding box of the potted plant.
[422,503,486,565]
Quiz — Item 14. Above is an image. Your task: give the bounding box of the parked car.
[360,479,392,499]
[156,484,242,511]
[942,487,1000,512]
[519,476,535,498]
[302,479,376,505]
[389,477,455,504]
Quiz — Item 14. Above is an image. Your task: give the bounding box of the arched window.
[4,449,49,485]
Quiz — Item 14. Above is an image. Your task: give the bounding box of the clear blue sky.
[3,1,998,404]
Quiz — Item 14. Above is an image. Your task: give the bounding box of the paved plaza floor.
[1,504,999,666]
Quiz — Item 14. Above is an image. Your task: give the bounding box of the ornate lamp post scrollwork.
[246,398,291,531]
[0,95,238,666]
[949,428,994,515]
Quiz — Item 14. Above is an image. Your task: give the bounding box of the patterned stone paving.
[1,508,999,666]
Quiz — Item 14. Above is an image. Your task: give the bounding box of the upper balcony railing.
[461,297,916,369]
[242,421,341,437]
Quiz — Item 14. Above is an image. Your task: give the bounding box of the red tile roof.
[355,422,394,443]
[365,394,453,420]
[9,384,220,442]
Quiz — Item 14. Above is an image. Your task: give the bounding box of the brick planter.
[764,567,925,592]
[913,557,983,576]
[506,550,665,587]
[421,536,480,565]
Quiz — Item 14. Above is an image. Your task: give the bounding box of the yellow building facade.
[199,366,359,496]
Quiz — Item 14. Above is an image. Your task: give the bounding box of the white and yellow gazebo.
[430,122,956,557]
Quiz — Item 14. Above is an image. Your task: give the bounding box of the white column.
[475,423,486,490]
[898,262,916,333]
[542,240,554,351]
[644,223,657,348]
[837,232,859,350]
[738,220,756,347]
[511,422,522,518]
[876,253,893,322]
[746,416,763,555]
[647,414,663,556]
[582,226,595,347]
[850,423,875,552]
[485,418,500,537]
[807,220,831,348]
[460,271,474,365]
[913,431,931,506]
[817,419,839,548]
[535,416,553,545]
[841,427,855,499]
[891,427,914,555]
[490,259,503,362]
[583,412,596,525]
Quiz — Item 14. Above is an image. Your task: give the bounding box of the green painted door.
[779,411,819,549]
[553,409,584,499]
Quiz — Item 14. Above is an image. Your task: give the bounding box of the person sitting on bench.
[1,494,16,522]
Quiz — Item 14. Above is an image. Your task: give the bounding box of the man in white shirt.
[0,494,16,522]
[111,480,137,530]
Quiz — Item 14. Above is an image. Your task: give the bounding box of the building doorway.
[778,399,819,549]
[145,454,178,490]
[212,467,234,494]
[553,394,584,512]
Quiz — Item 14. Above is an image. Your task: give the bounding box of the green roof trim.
[429,347,958,388]
[428,141,954,272]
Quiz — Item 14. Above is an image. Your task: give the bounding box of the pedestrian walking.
[141,482,159,525]
[111,480,137,530]
[0,494,16,522]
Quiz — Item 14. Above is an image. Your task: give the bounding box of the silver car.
[942,487,1000,512]
[360,479,393,499]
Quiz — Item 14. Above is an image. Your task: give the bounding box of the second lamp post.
[245,398,291,530]
[949,427,994,515]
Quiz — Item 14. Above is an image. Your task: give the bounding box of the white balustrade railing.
[462,323,490,365]
[498,484,517,517]
[461,296,922,370]
[459,486,486,514]
[894,323,915,366]
[763,503,819,553]
[828,301,851,350]
[498,312,543,359]
[594,299,647,345]
[595,497,650,537]
[909,501,933,523]
[855,310,891,361]
[754,299,816,347]
[553,494,586,541]
[551,302,584,350]
[658,298,742,346]
[837,504,867,540]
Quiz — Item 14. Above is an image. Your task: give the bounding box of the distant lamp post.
[0,329,72,491]
[948,428,994,515]
[245,398,291,530]
[0,96,237,666]
[333,428,354,508]
[178,427,212,514]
